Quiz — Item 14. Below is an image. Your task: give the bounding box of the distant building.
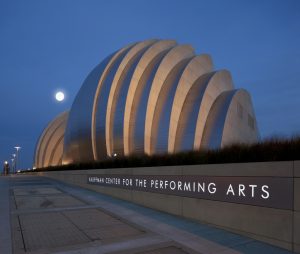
[33,39,259,168]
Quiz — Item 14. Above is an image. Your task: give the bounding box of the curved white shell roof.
[34,111,68,168]
[34,39,260,167]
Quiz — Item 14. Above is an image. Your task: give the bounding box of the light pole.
[12,154,16,173]
[14,146,21,173]
[11,158,14,173]
[3,161,9,175]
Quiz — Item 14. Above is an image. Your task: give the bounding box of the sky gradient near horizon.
[0,0,300,169]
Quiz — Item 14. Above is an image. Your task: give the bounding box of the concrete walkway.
[0,175,295,254]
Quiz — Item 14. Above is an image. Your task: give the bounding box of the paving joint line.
[57,184,239,254]
[11,204,109,215]
[16,214,27,252]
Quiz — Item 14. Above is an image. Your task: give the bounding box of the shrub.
[24,136,300,172]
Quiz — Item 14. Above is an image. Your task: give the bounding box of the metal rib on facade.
[34,111,68,168]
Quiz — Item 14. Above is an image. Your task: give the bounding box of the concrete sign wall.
[87,174,293,210]
[38,161,300,253]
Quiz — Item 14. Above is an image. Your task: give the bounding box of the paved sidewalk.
[0,175,295,254]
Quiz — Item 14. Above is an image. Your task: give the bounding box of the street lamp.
[14,146,21,173]
[12,154,16,173]
[3,161,9,175]
[11,158,14,172]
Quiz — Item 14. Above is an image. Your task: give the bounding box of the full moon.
[55,91,65,102]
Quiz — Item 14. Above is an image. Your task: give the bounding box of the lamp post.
[14,146,21,173]
[12,154,16,173]
[3,161,9,175]
[11,158,14,173]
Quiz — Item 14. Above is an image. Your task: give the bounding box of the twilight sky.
[0,0,299,169]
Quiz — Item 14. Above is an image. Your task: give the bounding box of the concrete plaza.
[0,175,294,254]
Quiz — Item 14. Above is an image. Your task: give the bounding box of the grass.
[27,136,300,172]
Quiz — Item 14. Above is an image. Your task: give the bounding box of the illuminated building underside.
[34,39,259,168]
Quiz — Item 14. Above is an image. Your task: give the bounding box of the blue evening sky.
[0,0,299,169]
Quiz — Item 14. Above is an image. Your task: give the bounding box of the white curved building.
[34,39,259,168]
[34,111,69,168]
